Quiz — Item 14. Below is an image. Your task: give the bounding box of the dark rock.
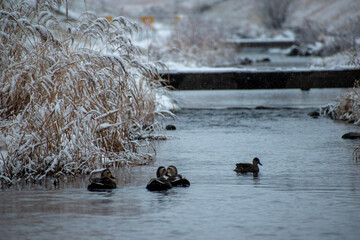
[342,132,360,139]
[240,57,253,65]
[308,111,320,118]
[287,47,301,56]
[256,57,271,63]
[304,50,313,56]
[166,125,176,130]
[255,106,272,109]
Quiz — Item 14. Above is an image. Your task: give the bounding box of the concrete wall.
[162,68,360,90]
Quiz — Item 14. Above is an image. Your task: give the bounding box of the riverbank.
[0,1,174,186]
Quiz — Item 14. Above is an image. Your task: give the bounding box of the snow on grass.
[321,80,360,125]
[0,0,176,186]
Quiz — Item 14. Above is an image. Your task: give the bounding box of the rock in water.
[342,132,360,139]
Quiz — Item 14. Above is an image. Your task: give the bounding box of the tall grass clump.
[156,16,237,67]
[319,16,360,56]
[293,16,360,57]
[0,0,172,186]
[321,80,360,124]
[320,53,360,124]
[257,0,294,30]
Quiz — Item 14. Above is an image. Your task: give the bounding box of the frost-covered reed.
[321,81,360,125]
[149,16,237,67]
[0,0,173,186]
[257,0,293,30]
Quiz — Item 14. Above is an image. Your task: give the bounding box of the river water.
[1,89,360,240]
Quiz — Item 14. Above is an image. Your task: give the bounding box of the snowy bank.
[0,0,175,186]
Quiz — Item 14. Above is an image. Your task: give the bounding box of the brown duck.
[234,157,262,176]
[146,166,173,191]
[166,165,190,187]
[87,169,117,192]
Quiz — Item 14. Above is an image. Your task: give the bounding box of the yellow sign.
[141,16,154,25]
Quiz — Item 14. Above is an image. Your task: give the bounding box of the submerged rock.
[287,46,301,56]
[287,46,314,57]
[166,125,176,130]
[342,132,360,139]
[239,57,253,65]
[255,106,273,110]
[308,111,320,118]
[256,57,271,63]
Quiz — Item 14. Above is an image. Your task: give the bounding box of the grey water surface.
[1,89,360,240]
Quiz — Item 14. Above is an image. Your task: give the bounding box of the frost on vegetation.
[257,0,293,30]
[0,0,175,186]
[321,80,360,125]
[320,51,360,123]
[148,16,238,68]
[293,16,360,59]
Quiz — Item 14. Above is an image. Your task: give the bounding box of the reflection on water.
[171,88,347,109]
[1,89,360,240]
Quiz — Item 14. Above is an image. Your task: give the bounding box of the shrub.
[154,16,237,67]
[321,80,360,124]
[257,0,294,30]
[319,16,360,56]
[0,0,172,185]
[293,16,360,57]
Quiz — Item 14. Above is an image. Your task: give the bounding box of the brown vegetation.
[0,0,171,185]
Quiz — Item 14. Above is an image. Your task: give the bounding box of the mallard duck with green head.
[87,169,117,192]
[166,165,190,187]
[146,166,172,191]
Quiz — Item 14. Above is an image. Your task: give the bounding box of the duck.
[234,157,262,176]
[166,165,190,187]
[87,168,117,192]
[146,166,173,191]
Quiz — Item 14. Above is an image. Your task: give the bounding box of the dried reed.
[150,16,237,67]
[0,0,173,185]
[320,83,360,124]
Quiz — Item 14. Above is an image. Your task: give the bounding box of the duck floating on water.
[234,157,262,177]
[146,166,173,191]
[87,169,117,192]
[166,165,190,187]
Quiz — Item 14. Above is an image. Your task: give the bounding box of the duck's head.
[102,169,116,179]
[253,157,262,166]
[156,166,167,178]
[166,165,178,177]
